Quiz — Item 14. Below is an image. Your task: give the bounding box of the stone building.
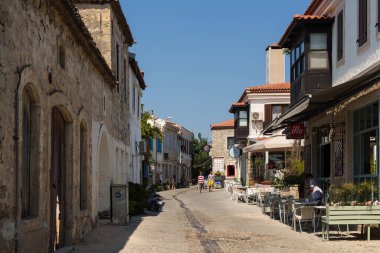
[0,0,134,252]
[74,0,136,220]
[210,119,237,178]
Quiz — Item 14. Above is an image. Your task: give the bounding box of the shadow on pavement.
[72,210,164,253]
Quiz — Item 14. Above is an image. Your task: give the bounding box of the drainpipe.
[14,64,30,253]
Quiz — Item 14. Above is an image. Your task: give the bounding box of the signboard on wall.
[229,147,242,158]
[287,123,305,139]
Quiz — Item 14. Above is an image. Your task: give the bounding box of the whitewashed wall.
[324,0,380,86]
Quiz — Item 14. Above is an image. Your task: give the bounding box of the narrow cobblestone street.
[73,188,380,253]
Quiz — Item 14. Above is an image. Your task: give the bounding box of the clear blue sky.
[121,0,311,139]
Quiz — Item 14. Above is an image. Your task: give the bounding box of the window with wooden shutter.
[264,104,272,127]
[281,105,287,115]
[337,10,344,60]
[378,0,380,32]
[358,0,368,47]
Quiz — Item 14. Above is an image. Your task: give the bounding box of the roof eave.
[279,18,334,48]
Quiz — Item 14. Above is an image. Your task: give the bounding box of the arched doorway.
[97,132,111,217]
[50,107,67,252]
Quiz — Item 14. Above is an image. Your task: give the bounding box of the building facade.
[210,120,237,178]
[128,53,146,184]
[149,118,193,186]
[74,0,136,223]
[0,0,136,251]
[178,126,193,185]
[265,0,380,198]
[229,83,290,185]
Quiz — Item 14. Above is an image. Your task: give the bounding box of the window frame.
[116,43,120,93]
[123,58,128,103]
[79,123,88,211]
[377,0,380,33]
[308,33,329,70]
[227,137,235,150]
[157,138,162,153]
[271,105,282,120]
[337,9,344,61]
[238,110,248,127]
[358,0,368,47]
[21,88,39,219]
[290,41,305,82]
[353,103,379,179]
[316,128,332,193]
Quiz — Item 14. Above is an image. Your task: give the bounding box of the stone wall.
[210,128,236,175]
[0,0,130,251]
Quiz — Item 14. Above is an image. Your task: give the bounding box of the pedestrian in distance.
[208,172,214,192]
[198,172,205,193]
[171,176,176,191]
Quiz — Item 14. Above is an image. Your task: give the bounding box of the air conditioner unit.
[251,112,263,121]
[138,140,146,155]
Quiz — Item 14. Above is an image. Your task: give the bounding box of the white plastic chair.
[293,206,315,233]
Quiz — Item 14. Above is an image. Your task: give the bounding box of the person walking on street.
[171,176,176,191]
[208,172,214,192]
[198,173,205,193]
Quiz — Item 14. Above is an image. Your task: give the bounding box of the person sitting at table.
[310,184,323,204]
[304,174,318,199]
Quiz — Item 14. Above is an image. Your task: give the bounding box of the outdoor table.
[294,201,319,207]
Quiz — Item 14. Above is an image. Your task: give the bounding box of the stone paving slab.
[73,188,380,253]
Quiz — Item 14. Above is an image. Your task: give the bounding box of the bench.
[322,205,380,241]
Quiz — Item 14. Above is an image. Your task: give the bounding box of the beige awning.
[243,135,303,153]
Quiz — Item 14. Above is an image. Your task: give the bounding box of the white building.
[149,118,193,186]
[229,45,291,185]
[128,53,146,184]
[265,0,380,196]
[178,126,193,184]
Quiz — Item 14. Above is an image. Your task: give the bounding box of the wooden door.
[50,108,66,252]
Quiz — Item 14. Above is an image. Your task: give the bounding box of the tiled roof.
[293,14,331,21]
[229,102,248,113]
[230,82,290,113]
[211,119,234,130]
[304,0,324,15]
[73,0,134,45]
[232,102,246,106]
[247,82,290,94]
[279,15,333,47]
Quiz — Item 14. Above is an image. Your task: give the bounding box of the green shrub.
[329,183,355,205]
[329,181,378,205]
[128,182,148,216]
[354,181,377,203]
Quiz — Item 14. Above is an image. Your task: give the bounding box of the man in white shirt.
[310,184,324,204]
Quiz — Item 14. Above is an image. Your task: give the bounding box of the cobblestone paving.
[73,188,380,253]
